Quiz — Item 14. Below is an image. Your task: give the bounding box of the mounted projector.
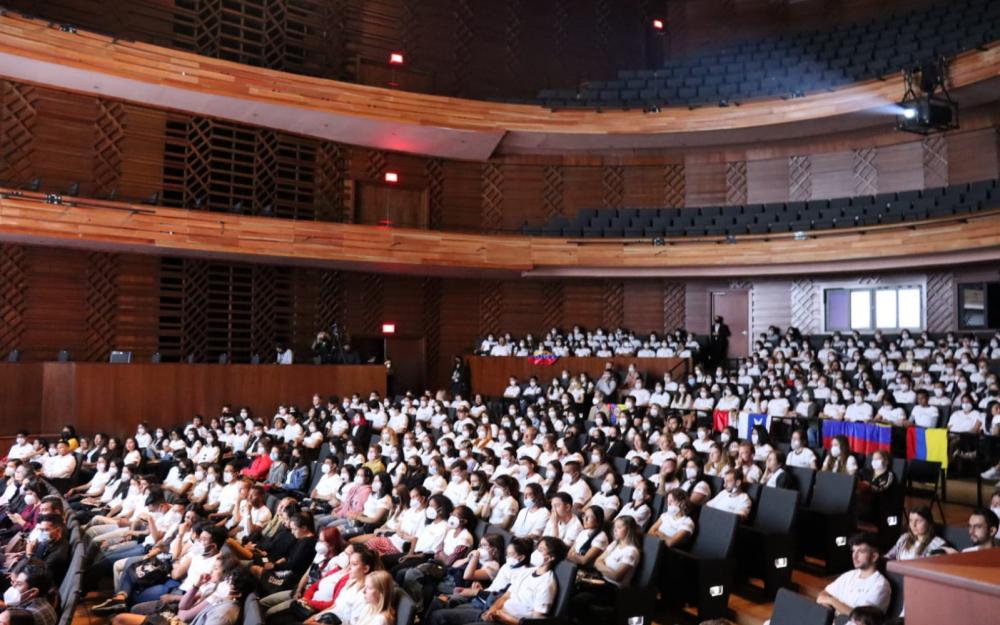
[896,57,959,135]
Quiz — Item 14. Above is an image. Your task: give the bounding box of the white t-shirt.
[845,403,874,422]
[706,490,752,517]
[910,405,940,429]
[787,447,817,469]
[571,528,608,555]
[586,492,621,518]
[824,569,891,613]
[559,479,593,507]
[616,503,652,529]
[503,569,557,620]
[544,514,583,547]
[601,541,640,587]
[948,409,984,433]
[488,495,520,526]
[510,507,549,538]
[655,512,695,542]
[413,520,448,553]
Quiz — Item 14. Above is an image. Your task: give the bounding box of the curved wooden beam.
[0,13,998,158]
[1,190,997,278]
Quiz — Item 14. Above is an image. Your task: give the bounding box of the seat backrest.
[549,561,578,619]
[242,593,263,625]
[691,506,739,560]
[786,466,815,505]
[885,568,905,618]
[635,535,665,590]
[486,526,513,547]
[396,589,416,625]
[940,523,973,552]
[810,471,855,515]
[753,487,799,534]
[906,459,941,487]
[769,587,833,625]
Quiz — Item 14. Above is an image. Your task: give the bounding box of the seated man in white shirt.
[503,377,522,399]
[910,390,941,429]
[705,468,752,519]
[817,533,891,616]
[42,440,77,480]
[490,339,513,357]
[543,493,583,547]
[6,431,33,461]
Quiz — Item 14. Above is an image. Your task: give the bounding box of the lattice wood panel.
[481,164,504,233]
[663,164,685,207]
[360,273,384,335]
[93,99,126,196]
[479,280,503,337]
[504,0,523,85]
[925,271,955,332]
[788,155,812,202]
[316,269,346,334]
[422,277,442,384]
[316,142,348,221]
[726,161,748,205]
[922,135,949,189]
[254,129,279,215]
[85,252,120,361]
[662,281,686,332]
[602,165,625,209]
[453,0,475,96]
[542,165,565,220]
[602,280,625,329]
[790,279,818,334]
[854,147,878,195]
[0,81,38,183]
[0,244,26,354]
[426,158,445,228]
[542,282,565,332]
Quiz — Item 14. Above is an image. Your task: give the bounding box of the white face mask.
[530,550,544,567]
[223,472,234,484]
[830,445,841,458]
[631,490,644,503]
[962,403,973,412]
[685,467,698,480]
[447,516,460,529]
[751,434,759,445]
[667,504,680,516]
[320,465,331,475]
[315,542,329,556]
[720,433,731,444]
[871,459,884,471]
[426,507,438,520]
[478,547,492,562]
[790,439,802,450]
[3,586,21,606]
[600,482,613,494]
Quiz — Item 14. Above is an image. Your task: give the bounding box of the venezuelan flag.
[821,420,891,455]
[906,427,950,469]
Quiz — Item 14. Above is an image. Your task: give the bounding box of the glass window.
[850,291,872,329]
[875,290,897,329]
[959,284,986,328]
[898,288,922,328]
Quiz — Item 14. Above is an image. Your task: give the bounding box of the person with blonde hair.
[356,570,396,625]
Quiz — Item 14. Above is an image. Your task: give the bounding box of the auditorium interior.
[0,1,999,625]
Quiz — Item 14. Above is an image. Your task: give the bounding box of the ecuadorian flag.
[906,427,950,469]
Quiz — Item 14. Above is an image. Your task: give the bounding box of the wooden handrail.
[1,188,998,278]
[0,12,998,158]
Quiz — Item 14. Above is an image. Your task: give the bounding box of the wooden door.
[711,290,750,359]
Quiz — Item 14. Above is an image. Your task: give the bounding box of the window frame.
[823,284,925,333]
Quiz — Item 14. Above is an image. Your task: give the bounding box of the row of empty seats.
[523,179,998,239]
[527,0,1000,110]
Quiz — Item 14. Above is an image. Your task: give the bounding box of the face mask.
[3,586,21,606]
[447,516,460,529]
[934,389,944,396]
[428,466,438,476]
[963,403,973,411]
[478,547,492,562]
[223,473,234,484]
[23,494,36,506]
[320,465,331,475]
[790,439,802,450]
[667,504,680,516]
[632,490,644,503]
[685,467,698,480]
[871,459,884,471]
[530,550,544,567]
[205,474,216,484]
[720,433,731,444]
[523,498,535,509]
[830,445,841,458]
[426,507,438,520]
[354,475,364,485]
[191,542,205,557]
[751,434,759,445]
[697,431,707,440]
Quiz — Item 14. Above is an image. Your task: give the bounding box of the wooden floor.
[69,477,992,625]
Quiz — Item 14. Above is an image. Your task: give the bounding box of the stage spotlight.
[901,107,917,120]
[896,57,958,135]
[389,52,404,65]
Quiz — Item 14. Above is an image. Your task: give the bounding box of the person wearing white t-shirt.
[649,488,695,548]
[706,469,752,519]
[948,398,984,434]
[42,441,76,479]
[542,493,583,547]
[557,462,592,510]
[566,507,610,570]
[845,393,874,422]
[910,391,941,429]
[510,485,550,539]
[6,432,34,461]
[817,533,891,616]
[786,430,818,469]
[479,537,564,623]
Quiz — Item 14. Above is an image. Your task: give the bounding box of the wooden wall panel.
[560,282,607,330]
[562,166,607,222]
[747,157,790,205]
[810,151,856,200]
[438,279,481,381]
[623,166,668,208]
[501,165,545,231]
[947,128,1000,185]
[685,160,728,206]
[20,246,89,362]
[875,141,924,194]
[623,281,666,335]
[499,282,548,338]
[749,280,792,340]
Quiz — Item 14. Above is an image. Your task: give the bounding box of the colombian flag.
[821,420,891,455]
[906,427,950,470]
